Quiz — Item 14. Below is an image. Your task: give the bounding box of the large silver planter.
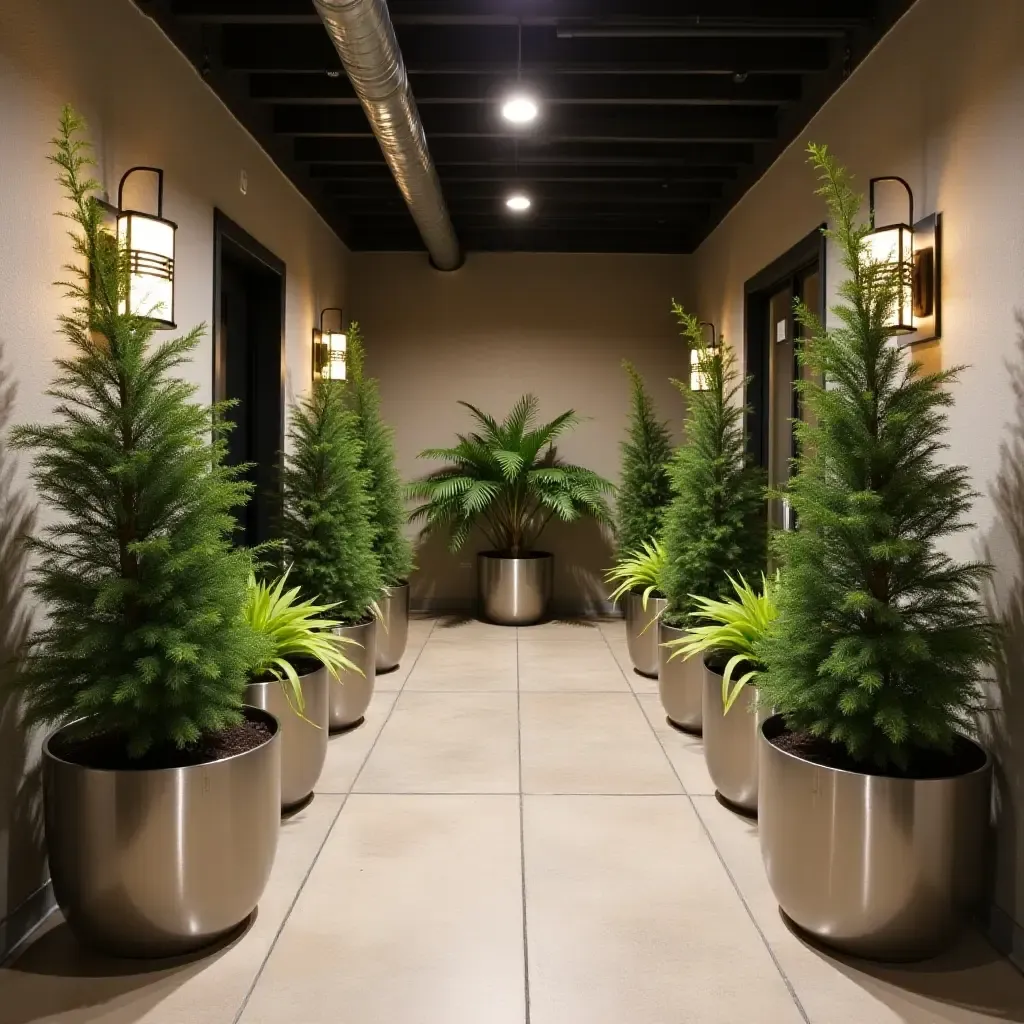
[759,714,991,960]
[43,707,281,958]
[624,590,667,677]
[478,551,553,626]
[245,664,329,810]
[376,581,410,673]
[657,622,702,733]
[330,619,376,730]
[702,661,760,814]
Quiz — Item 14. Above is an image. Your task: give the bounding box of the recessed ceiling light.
[506,193,532,212]
[502,94,539,124]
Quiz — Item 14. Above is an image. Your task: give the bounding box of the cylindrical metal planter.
[245,663,329,811]
[376,581,410,673]
[330,619,376,730]
[657,622,702,733]
[624,590,667,678]
[759,714,991,961]
[478,551,553,627]
[43,707,281,958]
[702,660,760,814]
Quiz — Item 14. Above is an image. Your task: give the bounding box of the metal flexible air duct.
[312,0,462,270]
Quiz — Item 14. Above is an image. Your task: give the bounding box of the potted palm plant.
[282,380,382,730]
[242,570,359,810]
[659,306,766,731]
[344,323,414,673]
[667,573,778,813]
[409,395,613,626]
[757,144,997,961]
[611,362,673,674]
[605,538,668,677]
[14,109,280,957]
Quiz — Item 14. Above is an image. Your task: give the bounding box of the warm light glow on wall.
[313,308,347,381]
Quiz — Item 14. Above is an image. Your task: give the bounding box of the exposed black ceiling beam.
[309,163,740,183]
[324,179,722,201]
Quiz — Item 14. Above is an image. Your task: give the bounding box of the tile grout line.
[516,626,532,1024]
[230,617,437,1024]
[597,622,812,1024]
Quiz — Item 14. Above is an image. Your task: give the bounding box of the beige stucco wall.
[691,0,1024,941]
[0,0,348,935]
[350,252,692,613]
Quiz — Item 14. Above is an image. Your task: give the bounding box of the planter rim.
[383,579,410,590]
[760,713,990,784]
[249,658,325,686]
[336,615,375,629]
[478,550,553,561]
[43,706,280,777]
[627,585,666,599]
[659,620,687,636]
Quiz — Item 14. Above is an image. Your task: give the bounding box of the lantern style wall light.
[690,321,719,392]
[866,176,941,345]
[313,307,347,381]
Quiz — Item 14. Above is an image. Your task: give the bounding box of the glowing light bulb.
[502,95,539,124]
[506,193,532,212]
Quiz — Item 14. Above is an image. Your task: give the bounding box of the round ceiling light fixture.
[505,193,532,213]
[501,94,539,124]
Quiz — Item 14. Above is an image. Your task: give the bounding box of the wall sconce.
[313,307,347,381]
[866,176,941,345]
[114,167,177,329]
[690,321,719,392]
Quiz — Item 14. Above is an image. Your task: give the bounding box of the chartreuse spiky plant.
[660,305,766,627]
[605,538,667,614]
[758,143,998,769]
[9,107,265,757]
[615,362,673,558]
[408,395,614,554]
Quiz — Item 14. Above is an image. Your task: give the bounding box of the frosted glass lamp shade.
[690,346,718,392]
[865,222,914,334]
[117,211,176,328]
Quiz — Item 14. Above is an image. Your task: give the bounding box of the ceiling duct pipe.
[312,0,462,270]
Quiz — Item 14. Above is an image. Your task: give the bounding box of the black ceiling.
[141,0,916,255]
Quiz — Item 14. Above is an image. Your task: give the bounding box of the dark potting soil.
[50,718,273,772]
[252,654,322,683]
[769,727,986,779]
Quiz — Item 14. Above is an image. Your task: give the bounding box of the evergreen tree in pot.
[12,109,280,957]
[658,304,766,731]
[344,322,414,671]
[756,144,998,960]
[281,378,382,728]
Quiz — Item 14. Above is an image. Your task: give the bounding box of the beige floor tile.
[355,691,520,793]
[0,795,344,1024]
[404,639,517,691]
[429,618,517,642]
[517,640,628,692]
[523,795,805,1024]
[406,616,437,644]
[604,636,659,694]
[374,639,426,691]
[595,616,624,640]
[692,796,1024,1024]
[517,620,602,642]
[238,795,526,1024]
[637,692,715,795]
[520,693,680,794]
[317,691,398,792]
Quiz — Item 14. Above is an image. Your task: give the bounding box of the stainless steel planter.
[702,661,760,814]
[657,622,702,733]
[245,664,329,811]
[43,707,281,958]
[330,619,376,730]
[624,590,667,678]
[759,714,991,960]
[376,581,410,673]
[478,551,553,626]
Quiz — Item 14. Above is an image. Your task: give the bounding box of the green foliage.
[408,395,614,554]
[667,572,779,714]
[242,568,361,716]
[281,379,382,624]
[660,303,766,626]
[759,143,997,769]
[9,107,263,757]
[615,362,673,557]
[605,537,667,611]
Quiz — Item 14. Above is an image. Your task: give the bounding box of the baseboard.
[0,881,56,965]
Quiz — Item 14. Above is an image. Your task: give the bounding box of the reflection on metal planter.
[376,582,410,673]
[624,590,667,678]
[245,663,329,810]
[478,551,553,627]
[657,622,702,733]
[758,714,991,960]
[702,660,761,814]
[330,619,376,730]
[43,707,281,958]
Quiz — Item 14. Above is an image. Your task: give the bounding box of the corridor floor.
[5,616,1024,1023]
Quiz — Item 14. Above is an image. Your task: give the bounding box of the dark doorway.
[213,211,286,549]
[744,227,826,532]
